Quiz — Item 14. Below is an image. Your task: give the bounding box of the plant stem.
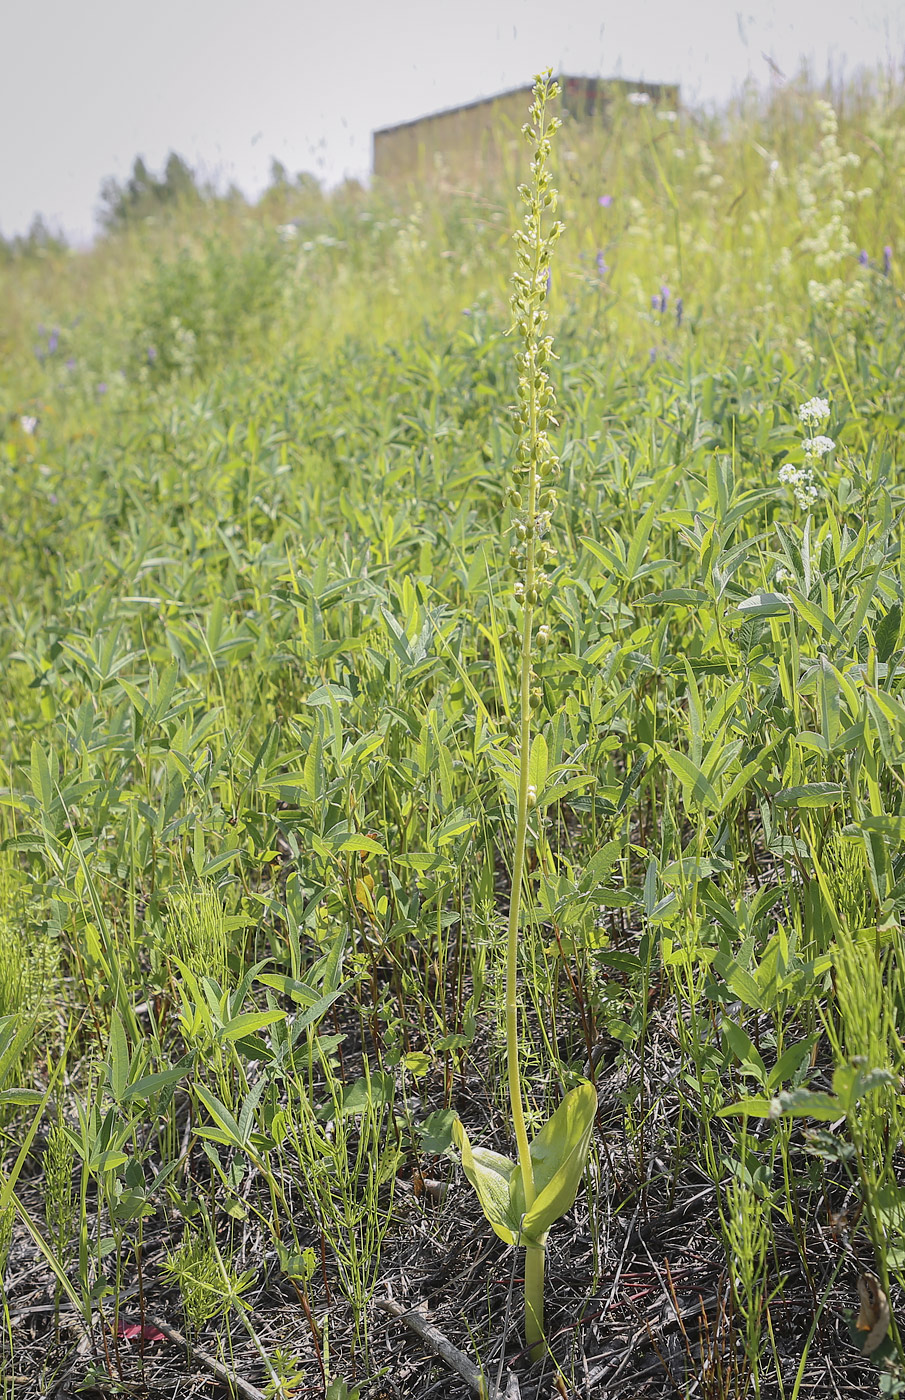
[506,414,537,1207]
[506,490,541,1352]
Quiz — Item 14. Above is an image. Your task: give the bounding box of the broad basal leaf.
[513,1081,597,1245]
[453,1119,521,1245]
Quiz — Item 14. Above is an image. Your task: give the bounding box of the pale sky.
[2,0,904,244]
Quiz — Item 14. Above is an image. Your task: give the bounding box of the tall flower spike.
[454,72,597,1371]
[508,77,564,623]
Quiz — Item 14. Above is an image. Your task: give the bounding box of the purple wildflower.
[649,347,657,363]
[47,331,59,354]
[598,194,613,207]
[66,357,76,370]
[858,249,869,266]
[147,346,157,363]
[884,245,893,276]
[651,294,660,311]
[596,251,608,277]
[675,297,684,328]
[660,285,670,313]
[97,382,108,396]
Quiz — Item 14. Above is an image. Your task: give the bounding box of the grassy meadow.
[2,70,905,1399]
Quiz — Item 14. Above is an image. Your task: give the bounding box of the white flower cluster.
[628,91,651,106]
[778,463,819,508]
[779,396,832,510]
[798,396,830,426]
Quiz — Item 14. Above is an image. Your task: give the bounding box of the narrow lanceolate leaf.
[453,1119,520,1246]
[123,1060,193,1104]
[773,783,843,809]
[194,1084,243,1147]
[219,1009,286,1042]
[658,746,720,810]
[107,1009,129,1105]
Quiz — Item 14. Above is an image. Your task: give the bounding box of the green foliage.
[98,152,202,230]
[162,1230,252,1336]
[2,62,905,1395]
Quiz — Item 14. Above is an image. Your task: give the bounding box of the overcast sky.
[2,0,904,244]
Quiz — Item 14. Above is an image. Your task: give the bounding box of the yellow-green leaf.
[453,1119,520,1245]
[514,1081,597,1245]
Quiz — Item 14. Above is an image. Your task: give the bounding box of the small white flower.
[628,91,652,106]
[798,396,830,426]
[778,463,799,484]
[802,435,835,457]
[657,110,678,123]
[20,415,37,435]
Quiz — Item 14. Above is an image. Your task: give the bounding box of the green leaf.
[433,809,476,844]
[514,1082,597,1245]
[876,604,902,663]
[767,1035,819,1093]
[338,1072,395,1116]
[529,733,549,796]
[219,1009,286,1042]
[337,835,388,855]
[774,783,843,809]
[107,1009,129,1105]
[0,1089,46,1106]
[30,741,54,815]
[716,1096,775,1118]
[771,1087,843,1121]
[729,592,791,618]
[859,815,905,842]
[194,1084,243,1148]
[419,1108,457,1155]
[659,747,720,810]
[453,1119,521,1245]
[722,1020,766,1084]
[122,1061,192,1104]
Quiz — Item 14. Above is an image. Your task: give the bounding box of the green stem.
[506,302,542,1364]
[506,459,537,1204]
[524,1244,545,1355]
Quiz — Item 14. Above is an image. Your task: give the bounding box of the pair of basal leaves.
[453,1081,597,1247]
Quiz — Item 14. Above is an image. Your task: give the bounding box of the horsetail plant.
[453,72,596,1362]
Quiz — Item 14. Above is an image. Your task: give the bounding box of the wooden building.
[373,76,680,185]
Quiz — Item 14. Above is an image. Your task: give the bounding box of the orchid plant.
[453,72,597,1361]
